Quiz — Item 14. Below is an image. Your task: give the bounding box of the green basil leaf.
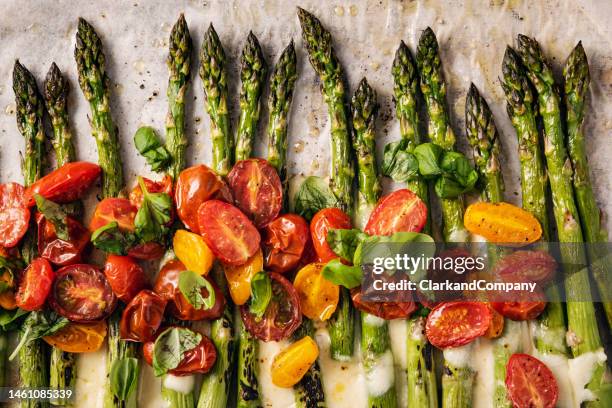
[178,270,216,310]
[152,327,202,377]
[110,357,140,400]
[413,143,444,178]
[381,140,419,182]
[321,258,363,289]
[0,308,28,331]
[91,221,137,255]
[135,177,172,243]
[134,126,172,172]
[326,228,367,262]
[440,151,478,189]
[34,194,70,240]
[249,272,271,318]
[293,176,339,220]
[435,176,466,199]
[9,310,69,361]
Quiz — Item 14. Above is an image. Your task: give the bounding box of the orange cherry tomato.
[104,255,148,303]
[310,208,352,263]
[271,336,319,388]
[15,257,54,311]
[120,290,166,342]
[484,303,504,339]
[425,301,491,348]
[365,189,427,236]
[263,214,311,274]
[294,263,339,321]
[129,175,173,209]
[464,202,542,245]
[0,290,17,310]
[173,230,214,276]
[0,182,31,248]
[43,320,107,353]
[89,198,138,233]
[224,249,263,306]
[37,213,90,266]
[505,354,558,408]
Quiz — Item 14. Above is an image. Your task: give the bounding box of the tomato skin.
[127,242,165,261]
[174,165,232,233]
[224,249,263,306]
[15,258,54,311]
[49,264,117,322]
[89,198,138,233]
[228,159,283,228]
[263,214,311,274]
[0,182,31,248]
[43,320,107,353]
[24,162,101,207]
[490,299,547,321]
[425,301,491,348]
[492,250,557,284]
[364,189,427,236]
[120,290,167,342]
[484,303,505,339]
[37,213,90,266]
[129,175,173,209]
[293,263,339,321]
[506,354,558,408]
[310,208,352,263]
[104,255,148,303]
[153,259,225,321]
[198,200,261,266]
[240,272,302,342]
[464,202,542,245]
[351,289,417,320]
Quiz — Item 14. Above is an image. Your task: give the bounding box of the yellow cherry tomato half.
[224,248,263,305]
[293,263,339,321]
[271,336,319,388]
[464,202,542,245]
[173,229,214,275]
[43,320,107,353]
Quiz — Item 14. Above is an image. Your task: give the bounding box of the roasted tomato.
[263,214,310,274]
[224,249,263,306]
[490,296,547,321]
[37,213,90,266]
[127,242,165,261]
[492,250,557,284]
[104,255,148,303]
[198,200,260,266]
[0,182,30,248]
[271,336,319,388]
[464,202,542,245]
[240,272,302,341]
[228,159,282,228]
[89,198,138,232]
[310,208,352,263]
[351,288,417,320]
[120,290,166,342]
[293,263,339,321]
[49,264,117,322]
[484,303,505,339]
[425,301,491,348]
[24,161,101,207]
[15,257,54,311]
[173,229,214,276]
[129,175,173,208]
[364,189,427,236]
[142,328,217,375]
[174,165,232,233]
[153,259,224,321]
[43,320,107,353]
[505,354,558,408]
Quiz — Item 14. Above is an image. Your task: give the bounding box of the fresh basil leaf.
[9,310,69,361]
[293,176,339,220]
[134,126,172,172]
[135,177,172,243]
[110,357,140,400]
[413,143,444,178]
[152,327,202,377]
[381,140,419,182]
[440,151,478,189]
[34,194,70,240]
[321,258,363,289]
[178,271,216,310]
[249,272,271,318]
[326,228,367,262]
[435,176,466,199]
[0,308,28,331]
[91,221,137,255]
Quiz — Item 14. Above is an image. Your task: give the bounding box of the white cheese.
[257,339,297,408]
[363,314,385,328]
[163,374,195,394]
[568,348,608,405]
[443,343,474,368]
[470,338,494,408]
[388,319,409,407]
[365,350,395,397]
[532,351,575,408]
[138,363,166,407]
[74,347,108,408]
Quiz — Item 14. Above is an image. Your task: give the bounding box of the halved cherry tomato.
[142,328,217,376]
[351,288,417,320]
[425,301,491,348]
[174,165,232,233]
[127,242,165,261]
[0,182,30,248]
[505,354,558,408]
[24,162,101,207]
[173,230,214,276]
[153,259,224,321]
[228,159,283,228]
[0,290,17,310]
[89,198,138,232]
[464,202,542,245]
[293,263,339,321]
[365,189,427,236]
[120,290,166,342]
[104,255,148,303]
[49,264,117,322]
[310,208,352,263]
[43,320,107,353]
[198,200,260,266]
[271,336,319,388]
[224,249,263,305]
[240,272,302,341]
[37,213,90,266]
[263,214,311,274]
[484,303,504,339]
[15,257,54,311]
[129,175,173,208]
[490,296,547,321]
[492,250,557,284]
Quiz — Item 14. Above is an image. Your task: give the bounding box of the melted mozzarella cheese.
[568,348,607,405]
[138,364,167,408]
[388,319,408,407]
[442,343,474,368]
[163,374,195,394]
[365,350,395,397]
[257,339,297,408]
[74,347,107,408]
[532,351,574,408]
[470,338,494,408]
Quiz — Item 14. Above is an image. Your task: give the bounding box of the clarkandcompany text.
[371,279,537,293]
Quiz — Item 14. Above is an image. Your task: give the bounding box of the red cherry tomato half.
[240,272,302,341]
[129,175,173,209]
[174,165,233,233]
[49,264,117,322]
[310,208,352,263]
[0,182,31,248]
[15,258,54,311]
[490,298,547,321]
[120,290,166,342]
[37,213,90,266]
[228,159,283,228]
[89,198,138,233]
[351,288,418,319]
[263,214,311,274]
[197,200,260,266]
[492,250,557,284]
[153,259,224,321]
[24,162,101,207]
[104,255,148,303]
[506,353,559,408]
[364,189,427,236]
[127,242,166,261]
[425,301,491,349]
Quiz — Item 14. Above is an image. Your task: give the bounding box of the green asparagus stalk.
[49,347,76,406]
[563,42,612,328]
[517,34,609,404]
[0,331,7,387]
[199,24,232,176]
[235,32,267,162]
[165,14,192,180]
[360,314,396,408]
[235,313,261,408]
[106,310,139,408]
[292,319,325,408]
